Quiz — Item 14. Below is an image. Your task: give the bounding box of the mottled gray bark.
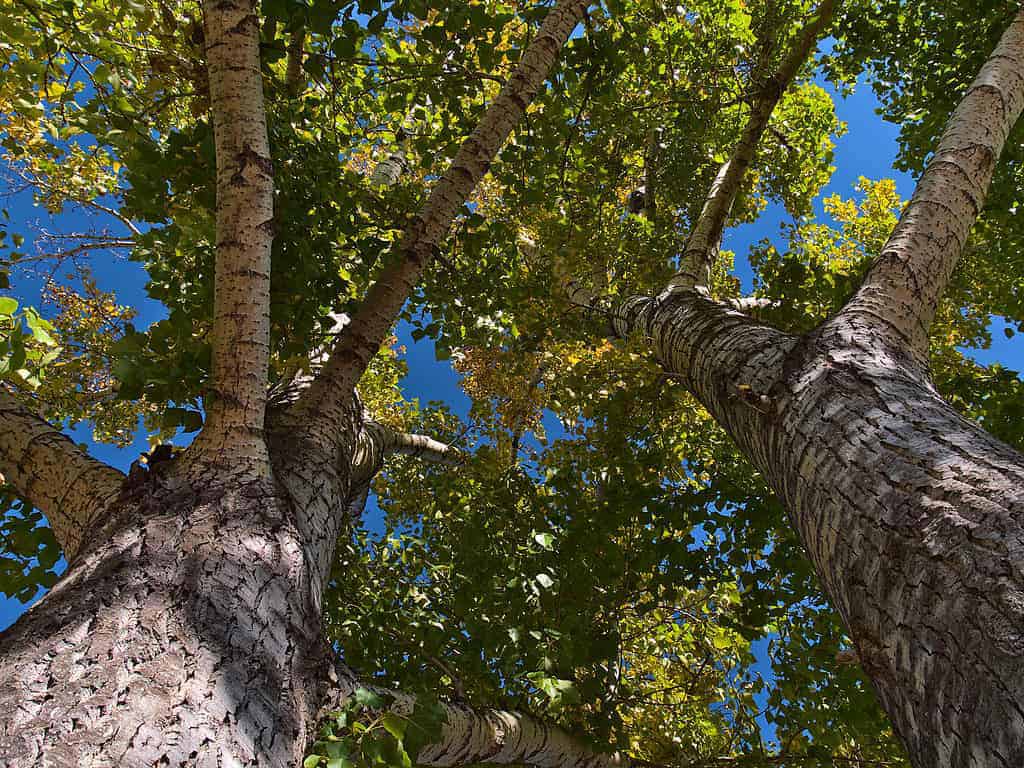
[843,12,1024,362]
[297,0,590,437]
[605,10,1024,767]
[0,468,332,766]
[0,3,608,766]
[616,290,1024,767]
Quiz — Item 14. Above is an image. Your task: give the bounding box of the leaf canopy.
[2,0,1022,765]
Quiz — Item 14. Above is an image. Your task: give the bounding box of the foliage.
[1,0,1022,766]
[304,689,447,768]
[0,488,60,603]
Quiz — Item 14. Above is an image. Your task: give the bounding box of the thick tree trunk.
[613,292,1024,766]
[602,14,1024,766]
[0,470,331,766]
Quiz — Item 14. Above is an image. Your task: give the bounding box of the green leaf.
[381,712,407,740]
[353,688,385,710]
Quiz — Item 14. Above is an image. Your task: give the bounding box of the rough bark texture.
[325,669,625,768]
[297,0,590,435]
[611,290,1024,767]
[0,387,125,559]
[4,4,1023,768]
[0,468,332,766]
[193,0,275,470]
[605,11,1024,766]
[666,0,834,292]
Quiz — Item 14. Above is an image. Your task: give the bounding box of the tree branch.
[295,0,590,438]
[350,419,461,487]
[724,296,779,313]
[325,666,626,768]
[191,0,275,471]
[0,387,124,560]
[665,0,835,294]
[839,9,1024,359]
[286,27,306,95]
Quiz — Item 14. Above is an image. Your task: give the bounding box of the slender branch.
[839,9,1024,359]
[295,0,590,438]
[190,0,275,470]
[724,296,779,312]
[0,387,124,560]
[643,126,660,219]
[325,666,626,768]
[350,419,461,486]
[5,167,142,237]
[665,0,835,294]
[286,27,306,95]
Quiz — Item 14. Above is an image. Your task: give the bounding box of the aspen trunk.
[0,474,329,767]
[614,293,1024,766]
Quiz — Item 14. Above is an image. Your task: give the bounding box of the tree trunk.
[613,293,1024,766]
[0,470,330,766]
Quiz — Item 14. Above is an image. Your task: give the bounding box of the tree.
[0,0,1023,766]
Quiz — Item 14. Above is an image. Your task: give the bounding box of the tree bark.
[350,419,460,486]
[0,468,332,766]
[0,387,124,560]
[666,0,834,293]
[604,10,1024,766]
[611,288,1024,766]
[296,0,590,437]
[192,0,276,472]
[842,12,1024,361]
[325,668,626,768]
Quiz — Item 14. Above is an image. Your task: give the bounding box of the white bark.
[296,0,591,440]
[0,387,124,560]
[665,0,834,293]
[325,668,626,768]
[191,0,275,473]
[841,11,1024,360]
[350,420,460,485]
[725,296,779,312]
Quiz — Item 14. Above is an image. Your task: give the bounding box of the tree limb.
[724,296,779,312]
[325,666,626,768]
[0,387,124,560]
[286,27,306,95]
[665,0,835,294]
[350,419,461,487]
[839,9,1024,360]
[191,0,275,471]
[295,0,590,438]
